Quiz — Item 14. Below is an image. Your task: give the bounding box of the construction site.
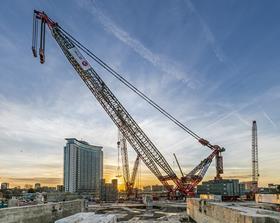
[23,10,280,223]
[0,4,280,223]
[31,8,226,203]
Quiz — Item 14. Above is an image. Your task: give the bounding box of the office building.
[41,186,56,192]
[64,138,103,195]
[57,185,65,192]
[243,181,258,192]
[152,185,165,192]
[1,183,9,190]
[24,184,33,189]
[197,179,245,197]
[143,186,151,192]
[34,183,41,190]
[100,179,118,202]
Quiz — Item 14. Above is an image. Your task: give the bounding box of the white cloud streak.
[78,0,199,88]
[263,111,277,129]
[185,0,226,62]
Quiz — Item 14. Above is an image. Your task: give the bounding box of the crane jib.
[68,46,91,71]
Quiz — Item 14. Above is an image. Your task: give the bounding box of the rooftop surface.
[65,138,103,150]
[212,201,280,220]
[192,198,280,222]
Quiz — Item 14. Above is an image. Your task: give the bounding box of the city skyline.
[0,0,280,189]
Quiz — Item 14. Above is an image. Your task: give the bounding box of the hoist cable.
[58,26,201,140]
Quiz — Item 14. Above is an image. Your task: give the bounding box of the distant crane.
[252,120,259,188]
[117,130,140,198]
[115,142,122,178]
[31,10,225,197]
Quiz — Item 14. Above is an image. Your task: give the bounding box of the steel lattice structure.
[32,10,225,196]
[118,130,140,197]
[252,120,259,184]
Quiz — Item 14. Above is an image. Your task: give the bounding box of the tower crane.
[31,10,225,196]
[118,130,140,198]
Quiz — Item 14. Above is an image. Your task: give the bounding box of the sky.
[0,0,279,189]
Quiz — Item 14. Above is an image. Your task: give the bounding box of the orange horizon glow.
[1,173,278,189]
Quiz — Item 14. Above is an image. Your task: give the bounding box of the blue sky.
[0,0,279,187]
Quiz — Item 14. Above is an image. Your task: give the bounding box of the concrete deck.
[0,199,85,223]
[187,198,280,223]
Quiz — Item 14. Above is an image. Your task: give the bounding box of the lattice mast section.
[252,120,259,184]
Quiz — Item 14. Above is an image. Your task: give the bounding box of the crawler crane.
[32,10,225,197]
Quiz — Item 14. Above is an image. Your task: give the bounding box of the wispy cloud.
[185,0,226,63]
[77,0,200,88]
[263,111,277,129]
